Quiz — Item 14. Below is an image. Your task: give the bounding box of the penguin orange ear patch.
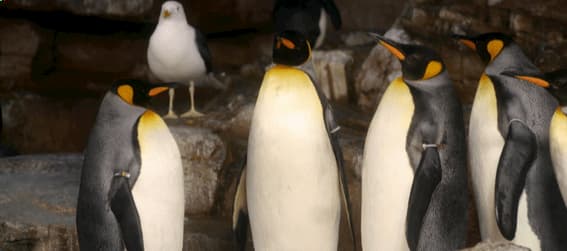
[149,87,169,96]
[117,85,134,104]
[487,40,504,61]
[379,41,405,60]
[423,61,443,80]
[515,75,550,88]
[281,38,296,49]
[459,39,476,51]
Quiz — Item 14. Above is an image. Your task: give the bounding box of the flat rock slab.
[0,154,82,226]
[0,154,81,250]
[0,154,236,250]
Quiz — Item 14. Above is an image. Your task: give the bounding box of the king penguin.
[361,35,468,251]
[496,70,567,210]
[456,32,567,250]
[273,0,341,49]
[76,80,185,251]
[148,0,212,118]
[232,30,355,250]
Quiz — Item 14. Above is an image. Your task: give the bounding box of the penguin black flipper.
[405,146,442,251]
[195,29,212,73]
[495,120,537,240]
[311,78,356,249]
[321,0,341,29]
[109,175,144,251]
[232,159,249,251]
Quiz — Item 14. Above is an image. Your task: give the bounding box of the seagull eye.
[177,6,180,11]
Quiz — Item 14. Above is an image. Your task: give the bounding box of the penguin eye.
[487,39,504,61]
[422,60,443,80]
[117,85,134,104]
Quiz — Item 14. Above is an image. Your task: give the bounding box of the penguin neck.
[99,92,147,122]
[486,43,535,76]
[404,71,452,91]
[273,64,294,69]
[405,71,460,122]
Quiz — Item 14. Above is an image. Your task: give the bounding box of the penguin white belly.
[132,111,185,251]
[468,74,506,242]
[247,66,340,251]
[361,78,414,251]
[513,192,541,251]
[148,23,206,82]
[314,9,327,49]
[550,109,567,206]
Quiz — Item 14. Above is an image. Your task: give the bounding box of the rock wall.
[356,0,567,110]
[0,0,404,154]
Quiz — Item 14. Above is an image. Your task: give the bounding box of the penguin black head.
[544,69,567,104]
[502,69,567,104]
[112,79,176,107]
[372,34,445,81]
[273,30,312,66]
[453,32,513,64]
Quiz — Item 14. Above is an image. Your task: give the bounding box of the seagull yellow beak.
[163,10,171,18]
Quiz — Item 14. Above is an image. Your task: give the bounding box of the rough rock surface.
[170,125,227,215]
[313,50,353,104]
[7,0,155,18]
[0,154,234,251]
[354,26,411,111]
[0,154,81,251]
[1,94,99,154]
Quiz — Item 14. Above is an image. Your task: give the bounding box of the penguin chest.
[468,74,506,241]
[247,67,340,250]
[550,109,567,206]
[132,111,185,250]
[361,78,415,250]
[148,24,205,82]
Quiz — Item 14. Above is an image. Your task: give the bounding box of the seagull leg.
[163,88,178,119]
[180,80,204,118]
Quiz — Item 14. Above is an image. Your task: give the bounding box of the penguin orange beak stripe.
[149,87,169,96]
[515,76,550,88]
[163,10,171,18]
[459,39,476,50]
[379,40,405,60]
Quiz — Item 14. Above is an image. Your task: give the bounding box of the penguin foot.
[180,109,204,118]
[163,111,179,119]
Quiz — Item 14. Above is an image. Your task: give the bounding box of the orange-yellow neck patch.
[136,110,168,154]
[422,61,443,80]
[117,85,134,104]
[487,40,504,62]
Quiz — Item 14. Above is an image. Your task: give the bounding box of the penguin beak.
[452,34,476,51]
[149,87,169,97]
[163,9,171,18]
[370,33,406,61]
[501,71,550,88]
[148,82,179,97]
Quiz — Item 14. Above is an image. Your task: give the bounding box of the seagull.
[147,0,212,118]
